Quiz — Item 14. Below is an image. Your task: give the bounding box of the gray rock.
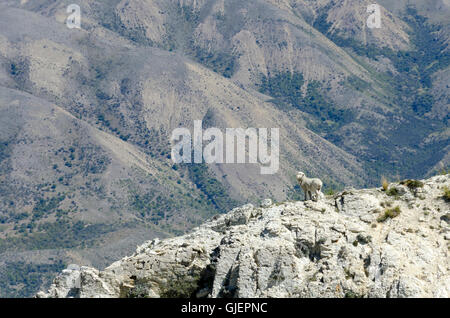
[38,175,450,298]
[260,199,273,208]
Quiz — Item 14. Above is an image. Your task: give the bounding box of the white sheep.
[296,171,323,202]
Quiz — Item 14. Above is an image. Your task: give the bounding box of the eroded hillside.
[0,0,448,297]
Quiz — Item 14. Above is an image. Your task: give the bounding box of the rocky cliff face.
[37,174,450,298]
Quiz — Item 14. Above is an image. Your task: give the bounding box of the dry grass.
[381,176,389,191]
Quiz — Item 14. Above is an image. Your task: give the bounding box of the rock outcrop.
[37,175,450,298]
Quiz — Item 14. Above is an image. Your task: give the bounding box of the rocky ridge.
[37,174,450,298]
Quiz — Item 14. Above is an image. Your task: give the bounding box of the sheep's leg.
[302,186,307,201]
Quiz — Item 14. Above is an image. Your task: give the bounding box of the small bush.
[386,187,399,196]
[344,291,363,298]
[377,206,401,222]
[400,179,424,190]
[443,186,450,202]
[126,284,149,298]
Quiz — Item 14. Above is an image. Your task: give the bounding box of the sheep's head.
[296,171,305,181]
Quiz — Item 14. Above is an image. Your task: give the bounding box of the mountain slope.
[0,1,367,297]
[0,0,448,297]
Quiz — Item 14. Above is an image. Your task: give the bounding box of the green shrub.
[442,187,450,202]
[126,280,150,298]
[377,206,401,222]
[32,195,66,220]
[386,187,399,196]
[400,179,424,190]
[344,291,363,298]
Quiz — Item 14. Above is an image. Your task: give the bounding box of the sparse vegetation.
[400,179,424,190]
[126,279,150,298]
[0,261,65,298]
[258,72,354,136]
[344,291,363,298]
[189,46,238,78]
[442,186,450,202]
[386,187,399,197]
[314,6,449,180]
[377,206,401,223]
[32,195,66,220]
[0,220,118,253]
[186,164,239,213]
[346,75,370,92]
